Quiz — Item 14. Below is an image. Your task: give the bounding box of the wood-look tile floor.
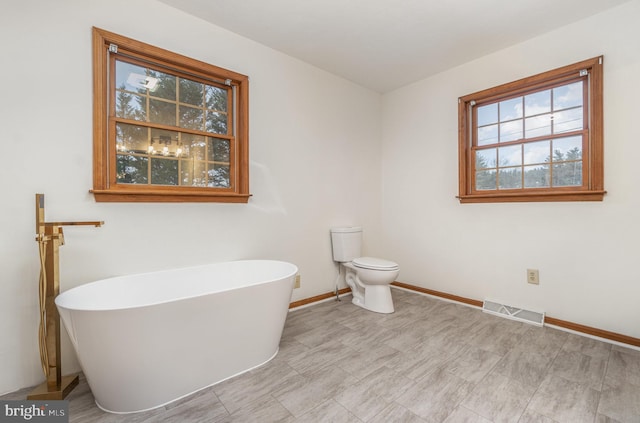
[4,288,640,422]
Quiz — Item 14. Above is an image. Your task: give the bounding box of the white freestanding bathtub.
[55,260,298,414]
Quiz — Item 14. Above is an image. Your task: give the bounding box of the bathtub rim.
[55,259,298,312]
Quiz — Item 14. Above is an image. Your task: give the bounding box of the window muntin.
[458,57,604,203]
[92,27,250,203]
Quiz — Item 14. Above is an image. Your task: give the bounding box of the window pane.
[499,119,522,142]
[499,168,522,189]
[553,81,583,111]
[181,159,207,186]
[553,108,583,133]
[525,114,552,138]
[179,105,204,130]
[149,70,176,101]
[115,60,147,93]
[206,86,228,112]
[476,169,496,190]
[208,137,230,162]
[116,155,148,184]
[149,129,179,157]
[524,164,550,188]
[525,90,551,117]
[498,145,521,166]
[116,123,148,154]
[552,136,582,160]
[475,148,496,169]
[149,99,176,126]
[115,91,146,120]
[553,162,582,186]
[206,111,228,134]
[477,124,498,146]
[499,97,523,120]
[208,164,230,187]
[189,142,207,160]
[151,158,179,185]
[179,78,204,106]
[182,134,207,160]
[477,103,498,127]
[523,140,550,165]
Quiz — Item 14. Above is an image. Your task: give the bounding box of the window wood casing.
[91,27,250,203]
[457,57,605,203]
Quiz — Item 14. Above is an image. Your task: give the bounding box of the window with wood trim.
[91,27,250,203]
[458,57,605,203]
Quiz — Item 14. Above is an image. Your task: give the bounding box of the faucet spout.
[43,221,104,228]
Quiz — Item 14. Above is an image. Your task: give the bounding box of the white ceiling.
[158,0,629,93]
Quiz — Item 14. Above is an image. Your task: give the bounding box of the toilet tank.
[330,227,362,262]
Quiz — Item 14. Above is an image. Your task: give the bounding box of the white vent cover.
[482,300,545,327]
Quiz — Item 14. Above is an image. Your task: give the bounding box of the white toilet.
[330,227,400,314]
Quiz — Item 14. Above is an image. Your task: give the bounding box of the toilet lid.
[353,257,399,271]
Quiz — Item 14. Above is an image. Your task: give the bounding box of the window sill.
[457,190,606,203]
[90,189,251,203]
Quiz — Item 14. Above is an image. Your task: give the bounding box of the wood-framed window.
[91,27,250,203]
[458,57,605,203]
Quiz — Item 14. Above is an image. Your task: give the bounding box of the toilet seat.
[353,257,399,271]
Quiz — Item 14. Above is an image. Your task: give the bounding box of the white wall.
[381,1,640,340]
[0,0,382,394]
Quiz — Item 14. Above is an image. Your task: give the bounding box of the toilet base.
[342,262,397,314]
[352,284,394,314]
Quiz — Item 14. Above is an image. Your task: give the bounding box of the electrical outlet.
[294,274,301,289]
[527,269,539,285]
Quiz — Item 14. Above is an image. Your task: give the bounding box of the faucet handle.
[57,227,65,246]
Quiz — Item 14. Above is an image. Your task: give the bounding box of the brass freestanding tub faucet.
[28,193,103,401]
